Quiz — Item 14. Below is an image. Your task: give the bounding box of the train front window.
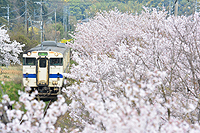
[50,58,63,66]
[40,59,46,67]
[23,58,36,65]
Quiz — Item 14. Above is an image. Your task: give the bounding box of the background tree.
[44,22,64,41]
[8,23,39,60]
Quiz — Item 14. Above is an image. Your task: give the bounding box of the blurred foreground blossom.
[0,91,68,133]
[1,81,4,85]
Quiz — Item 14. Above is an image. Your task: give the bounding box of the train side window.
[50,58,63,66]
[23,58,36,65]
[40,59,46,67]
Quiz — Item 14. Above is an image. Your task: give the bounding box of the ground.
[0,66,22,83]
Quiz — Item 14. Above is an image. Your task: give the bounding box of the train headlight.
[54,52,58,56]
[52,81,58,85]
[27,52,31,56]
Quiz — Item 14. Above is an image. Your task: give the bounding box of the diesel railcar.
[22,41,70,99]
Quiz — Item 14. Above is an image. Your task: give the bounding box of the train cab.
[22,41,70,99]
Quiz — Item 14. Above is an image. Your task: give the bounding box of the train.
[22,41,70,99]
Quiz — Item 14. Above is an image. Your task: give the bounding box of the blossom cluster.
[64,9,200,132]
[0,91,68,133]
[0,26,24,66]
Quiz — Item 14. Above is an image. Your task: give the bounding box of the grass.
[0,81,23,102]
[70,60,78,66]
[0,65,22,83]
[0,65,22,70]
[0,65,23,101]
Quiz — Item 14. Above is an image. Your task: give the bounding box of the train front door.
[36,58,49,86]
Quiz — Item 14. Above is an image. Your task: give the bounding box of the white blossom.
[0,26,24,66]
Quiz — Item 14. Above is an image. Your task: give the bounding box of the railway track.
[20,100,52,124]
[43,100,52,117]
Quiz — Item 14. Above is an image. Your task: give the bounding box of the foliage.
[28,26,40,35]
[0,0,10,26]
[9,0,48,24]
[9,23,39,54]
[0,17,8,27]
[44,22,65,41]
[0,81,21,102]
[60,38,72,43]
[60,0,195,21]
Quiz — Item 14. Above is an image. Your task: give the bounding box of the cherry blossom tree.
[64,8,200,132]
[0,26,24,66]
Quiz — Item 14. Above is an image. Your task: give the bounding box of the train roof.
[24,41,69,54]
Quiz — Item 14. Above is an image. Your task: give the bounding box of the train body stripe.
[23,74,36,78]
[23,74,63,78]
[49,74,63,78]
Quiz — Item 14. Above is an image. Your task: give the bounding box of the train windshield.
[39,58,46,68]
[50,58,63,66]
[23,58,36,65]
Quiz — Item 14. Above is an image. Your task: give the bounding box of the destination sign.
[38,52,48,56]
